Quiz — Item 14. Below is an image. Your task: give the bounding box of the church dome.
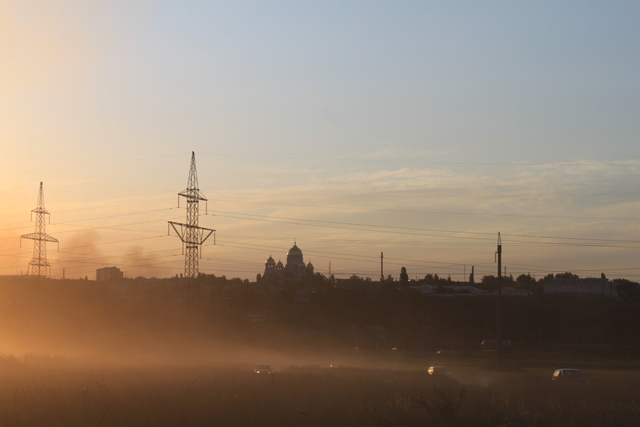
[287,243,302,257]
[276,260,284,269]
[286,242,304,268]
[265,256,276,266]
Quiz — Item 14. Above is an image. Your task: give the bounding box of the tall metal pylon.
[20,182,59,277]
[168,152,215,308]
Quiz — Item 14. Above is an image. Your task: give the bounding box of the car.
[552,368,589,382]
[481,340,511,351]
[254,364,272,374]
[427,366,452,377]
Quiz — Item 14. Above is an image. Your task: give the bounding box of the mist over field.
[2,275,640,426]
[0,277,273,367]
[0,276,366,372]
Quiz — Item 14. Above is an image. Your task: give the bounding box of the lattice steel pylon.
[20,182,59,277]
[168,152,215,308]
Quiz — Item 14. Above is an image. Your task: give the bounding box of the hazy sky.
[1,1,638,281]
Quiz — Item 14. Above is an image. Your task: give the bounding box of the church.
[263,242,314,282]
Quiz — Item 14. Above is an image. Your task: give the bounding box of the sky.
[1,1,638,282]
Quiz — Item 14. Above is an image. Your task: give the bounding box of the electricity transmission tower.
[20,182,59,277]
[168,152,215,309]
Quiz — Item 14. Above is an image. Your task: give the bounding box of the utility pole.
[20,182,58,277]
[168,152,215,314]
[380,252,384,282]
[496,232,502,365]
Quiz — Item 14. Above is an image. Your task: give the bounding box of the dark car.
[552,369,589,382]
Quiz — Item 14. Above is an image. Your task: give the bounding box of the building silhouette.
[96,266,124,281]
[543,277,618,298]
[263,242,314,282]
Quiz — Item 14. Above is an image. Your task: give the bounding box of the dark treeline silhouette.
[1,272,639,360]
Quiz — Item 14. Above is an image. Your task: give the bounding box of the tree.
[615,279,640,302]
[539,273,554,283]
[515,273,540,293]
[480,275,498,292]
[555,272,578,280]
[312,272,327,285]
[516,273,534,285]
[400,267,409,284]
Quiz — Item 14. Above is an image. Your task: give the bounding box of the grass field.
[1,353,639,426]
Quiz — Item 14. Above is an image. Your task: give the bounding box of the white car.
[254,364,272,374]
[427,366,452,377]
[552,368,589,382]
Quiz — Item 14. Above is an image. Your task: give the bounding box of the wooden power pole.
[496,232,502,365]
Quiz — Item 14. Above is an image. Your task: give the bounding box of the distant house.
[412,284,436,294]
[445,285,488,295]
[96,266,124,281]
[294,285,324,302]
[543,278,617,298]
[412,284,488,295]
[496,287,532,296]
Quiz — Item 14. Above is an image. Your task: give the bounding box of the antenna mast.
[168,152,215,309]
[20,182,59,277]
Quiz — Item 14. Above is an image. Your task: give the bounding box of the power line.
[210,210,640,248]
[0,153,185,177]
[210,197,640,222]
[199,152,640,168]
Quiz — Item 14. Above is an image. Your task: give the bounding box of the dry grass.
[0,354,639,426]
